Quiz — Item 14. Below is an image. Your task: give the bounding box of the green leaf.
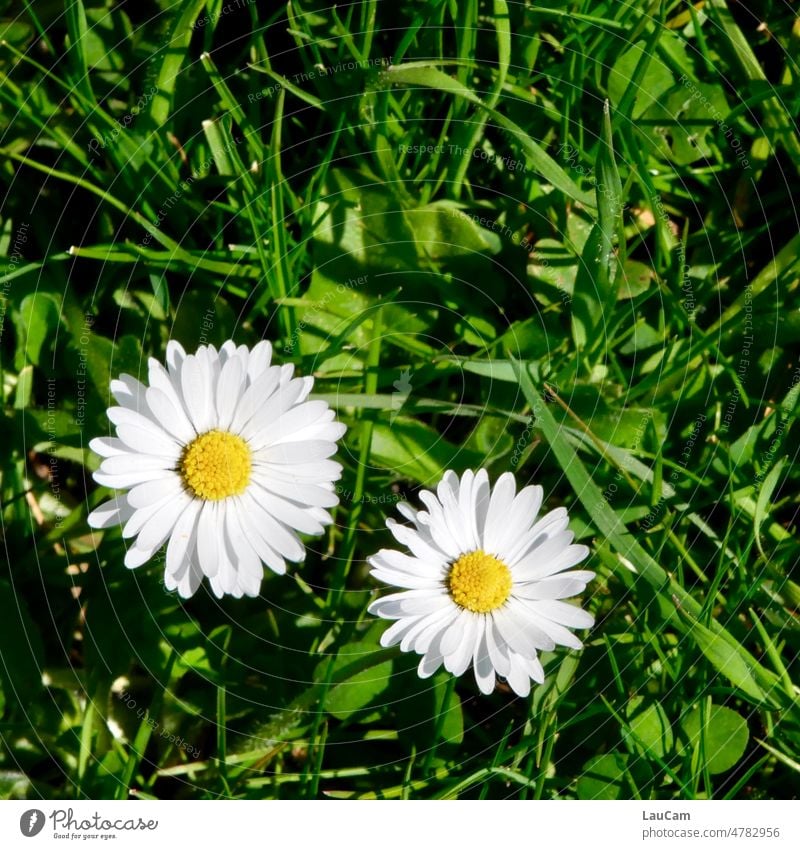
[685,618,772,704]
[681,703,749,775]
[577,752,639,800]
[754,457,786,558]
[14,292,61,368]
[618,260,654,300]
[432,672,463,745]
[0,19,34,47]
[320,642,394,721]
[607,40,675,117]
[624,697,674,759]
[370,417,484,486]
[644,83,732,165]
[148,0,207,125]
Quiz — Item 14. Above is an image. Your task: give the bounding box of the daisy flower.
[367,469,594,697]
[87,340,346,599]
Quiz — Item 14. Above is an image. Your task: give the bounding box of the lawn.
[0,0,798,801]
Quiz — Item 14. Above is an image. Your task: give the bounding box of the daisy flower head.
[87,340,346,599]
[367,469,594,697]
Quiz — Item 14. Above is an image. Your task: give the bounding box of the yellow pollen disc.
[180,430,251,500]
[447,550,512,614]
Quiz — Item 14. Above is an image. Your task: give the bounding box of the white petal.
[165,500,201,576]
[513,541,588,581]
[89,437,128,458]
[472,469,491,538]
[165,340,187,376]
[368,589,449,618]
[368,549,443,579]
[485,616,511,676]
[196,501,221,577]
[400,605,456,652]
[473,627,496,695]
[239,491,304,562]
[124,542,158,569]
[127,475,182,510]
[370,568,442,590]
[236,495,287,575]
[224,501,263,595]
[247,340,273,381]
[136,491,191,552]
[87,496,135,529]
[482,472,517,554]
[215,355,245,431]
[250,472,339,508]
[110,374,147,411]
[439,608,470,657]
[530,598,595,630]
[115,423,181,459]
[240,378,309,442]
[98,454,174,477]
[146,386,195,444]
[414,606,460,653]
[494,599,555,653]
[180,354,214,433]
[492,484,543,560]
[418,651,445,679]
[385,519,449,566]
[444,613,481,677]
[505,651,532,697]
[93,467,176,490]
[247,485,325,535]
[514,571,594,600]
[229,365,282,434]
[258,440,338,465]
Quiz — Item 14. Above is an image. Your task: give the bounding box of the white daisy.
[367,469,594,697]
[87,340,346,599]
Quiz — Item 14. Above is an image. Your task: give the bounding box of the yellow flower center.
[180,430,251,500]
[447,550,512,613]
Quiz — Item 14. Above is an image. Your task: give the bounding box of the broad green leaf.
[319,642,394,720]
[0,20,34,47]
[15,292,61,368]
[644,83,732,165]
[82,8,132,73]
[624,697,674,759]
[686,618,771,704]
[681,703,749,775]
[370,417,484,485]
[618,260,654,299]
[607,40,675,117]
[577,753,635,800]
[432,672,463,745]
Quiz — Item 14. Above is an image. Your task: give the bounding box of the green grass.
[0,0,799,800]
